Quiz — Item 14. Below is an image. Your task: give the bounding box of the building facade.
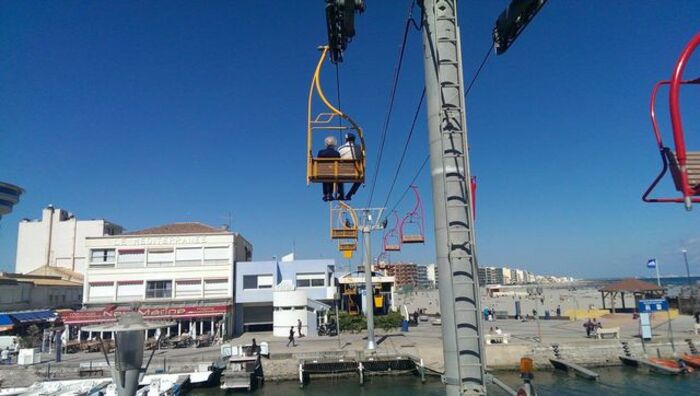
[416,265,430,288]
[0,272,82,312]
[385,263,418,288]
[61,223,252,340]
[234,259,336,336]
[15,205,123,274]
[426,264,438,289]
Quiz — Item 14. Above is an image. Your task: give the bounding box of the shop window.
[146,280,172,299]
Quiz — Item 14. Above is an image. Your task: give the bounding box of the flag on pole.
[647,259,657,269]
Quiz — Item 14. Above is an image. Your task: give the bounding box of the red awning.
[60,305,229,325]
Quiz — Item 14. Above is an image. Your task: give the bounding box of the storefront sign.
[60,305,229,324]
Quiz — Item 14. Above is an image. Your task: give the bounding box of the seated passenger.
[317,136,344,201]
[338,133,363,200]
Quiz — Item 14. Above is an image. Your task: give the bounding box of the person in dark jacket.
[317,136,344,201]
[287,326,297,347]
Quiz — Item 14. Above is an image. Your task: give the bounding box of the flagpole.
[655,261,661,287]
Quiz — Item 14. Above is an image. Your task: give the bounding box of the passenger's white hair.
[324,136,337,147]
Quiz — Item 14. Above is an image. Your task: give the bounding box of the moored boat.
[680,354,700,369]
[648,357,694,373]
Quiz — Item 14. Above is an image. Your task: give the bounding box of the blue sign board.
[638,299,668,313]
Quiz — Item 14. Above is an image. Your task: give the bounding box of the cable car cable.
[464,42,495,98]
[386,154,429,216]
[380,87,426,211]
[365,0,421,208]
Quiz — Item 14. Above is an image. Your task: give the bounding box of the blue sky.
[1,1,699,278]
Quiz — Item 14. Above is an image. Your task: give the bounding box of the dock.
[299,355,423,387]
[618,355,682,375]
[549,359,599,380]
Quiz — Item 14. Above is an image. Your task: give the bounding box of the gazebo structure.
[599,278,666,313]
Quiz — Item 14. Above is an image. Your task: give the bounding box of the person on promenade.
[556,305,561,318]
[584,319,593,337]
[483,307,490,320]
[287,326,297,347]
[489,327,494,334]
[297,319,304,338]
[694,311,699,324]
[495,327,503,335]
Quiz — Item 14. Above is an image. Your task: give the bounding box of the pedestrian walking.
[286,326,297,347]
[297,319,304,338]
[583,319,593,338]
[556,305,561,318]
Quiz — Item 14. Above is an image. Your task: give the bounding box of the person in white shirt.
[495,327,503,335]
[338,133,363,200]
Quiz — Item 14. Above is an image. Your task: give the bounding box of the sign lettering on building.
[113,236,208,246]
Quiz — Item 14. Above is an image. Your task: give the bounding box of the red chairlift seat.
[643,33,700,210]
[383,211,402,252]
[400,186,425,244]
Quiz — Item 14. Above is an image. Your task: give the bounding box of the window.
[243,274,273,289]
[175,247,202,263]
[146,281,172,299]
[90,249,115,265]
[118,249,145,265]
[175,279,202,299]
[148,248,174,264]
[296,273,325,288]
[204,247,229,261]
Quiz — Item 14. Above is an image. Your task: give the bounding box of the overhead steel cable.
[365,0,420,208]
[383,41,494,217]
[386,154,429,216]
[464,42,495,97]
[380,87,426,211]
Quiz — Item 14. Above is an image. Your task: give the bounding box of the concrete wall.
[272,290,317,338]
[485,339,694,369]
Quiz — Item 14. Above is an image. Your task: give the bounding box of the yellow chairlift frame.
[330,201,359,240]
[307,46,366,184]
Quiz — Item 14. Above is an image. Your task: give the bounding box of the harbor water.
[187,366,700,395]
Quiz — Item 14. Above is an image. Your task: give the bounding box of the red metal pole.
[669,33,700,207]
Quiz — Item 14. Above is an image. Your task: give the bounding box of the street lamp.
[84,313,173,396]
[682,249,692,286]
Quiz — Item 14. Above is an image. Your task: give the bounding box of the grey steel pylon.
[420,0,486,394]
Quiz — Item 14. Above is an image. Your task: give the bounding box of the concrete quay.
[1,314,698,388]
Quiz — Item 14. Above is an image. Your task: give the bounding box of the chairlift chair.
[383,211,402,252]
[307,46,366,186]
[643,33,700,210]
[400,186,425,244]
[330,202,359,240]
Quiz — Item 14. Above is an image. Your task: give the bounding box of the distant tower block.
[0,182,24,221]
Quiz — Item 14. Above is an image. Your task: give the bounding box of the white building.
[234,259,335,336]
[426,264,438,289]
[60,222,252,340]
[15,205,123,274]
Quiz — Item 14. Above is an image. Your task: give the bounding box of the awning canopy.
[0,314,12,326]
[9,310,56,324]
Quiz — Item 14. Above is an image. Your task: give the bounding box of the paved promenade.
[1,313,698,387]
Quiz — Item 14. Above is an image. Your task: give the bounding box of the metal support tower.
[420,0,486,394]
[356,207,385,351]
